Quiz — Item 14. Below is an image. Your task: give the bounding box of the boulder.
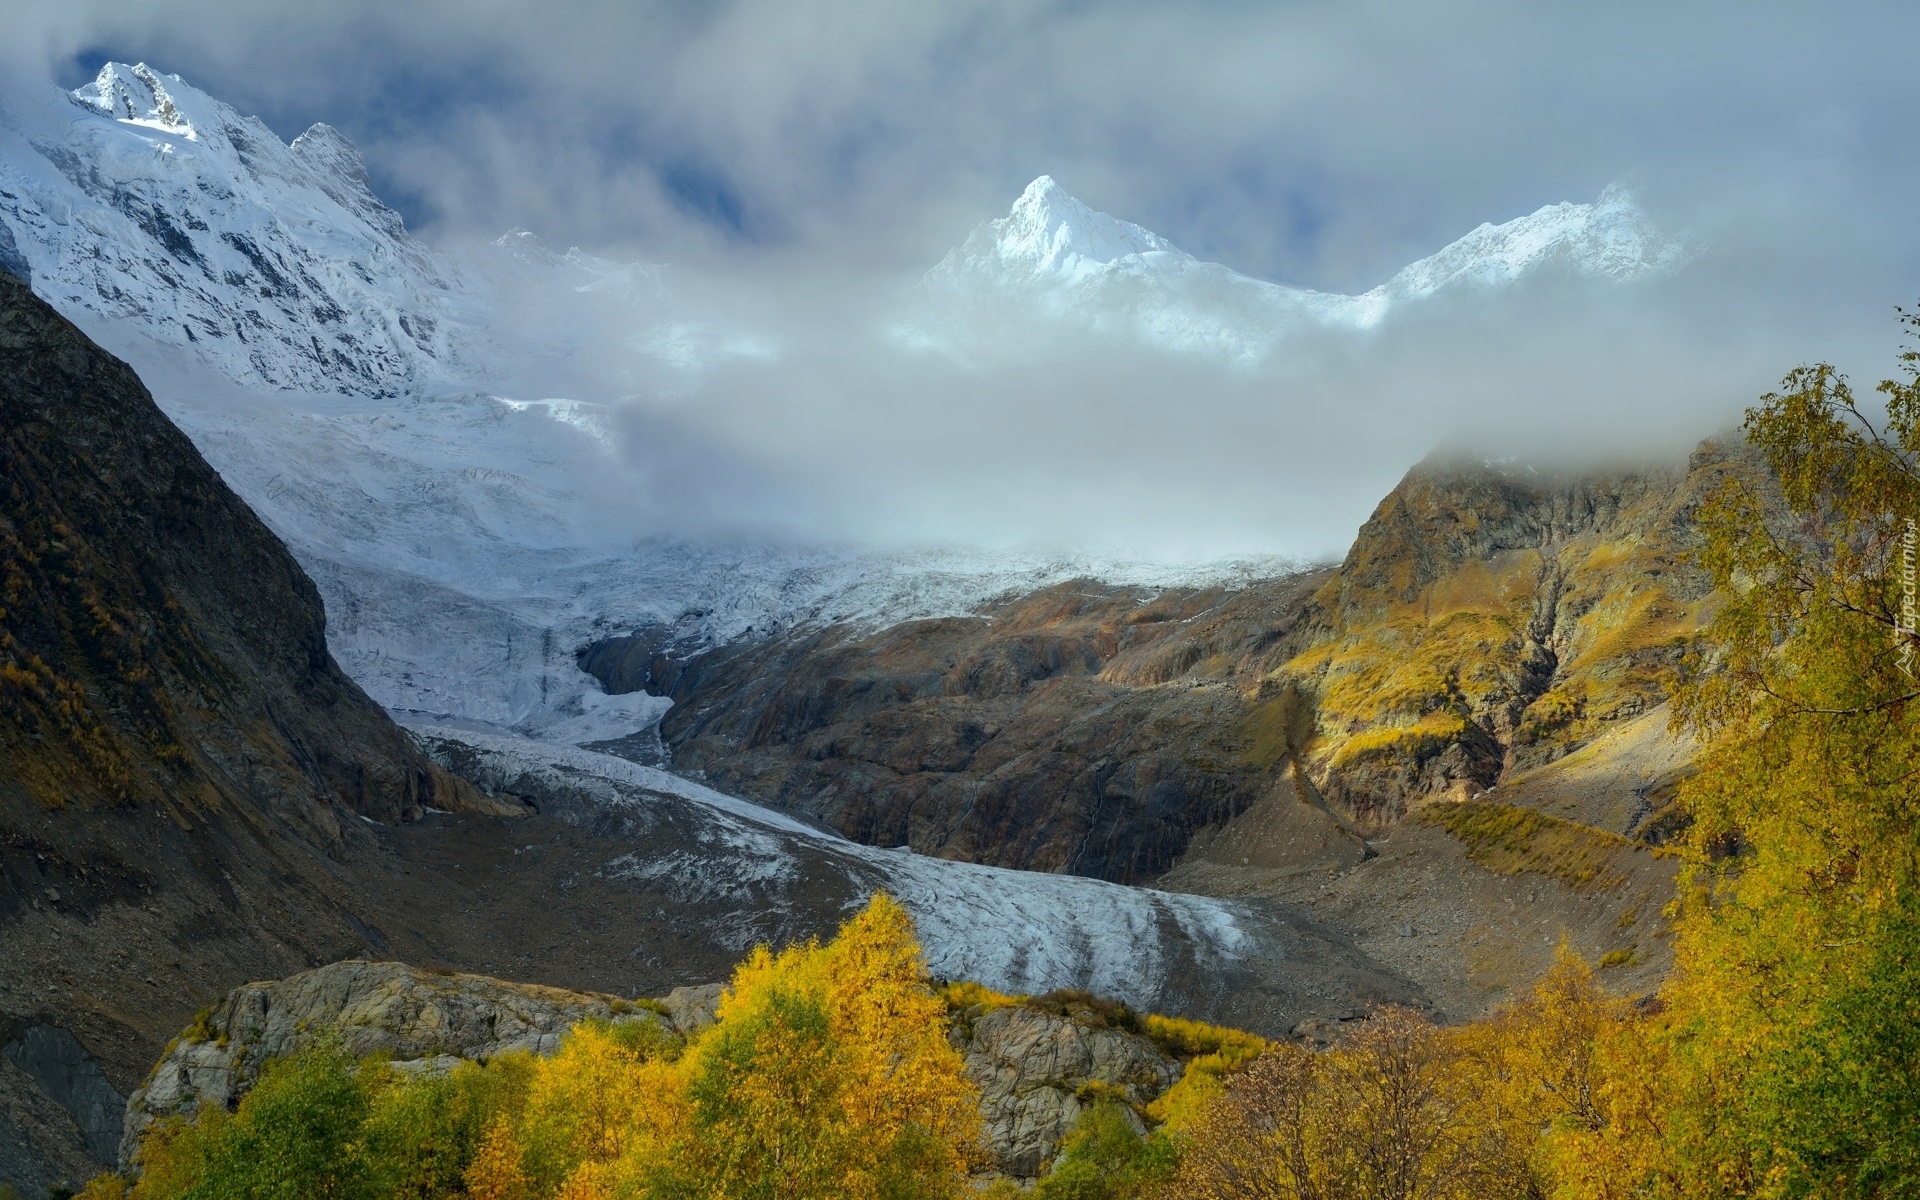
[120,961,671,1168]
[954,1003,1182,1178]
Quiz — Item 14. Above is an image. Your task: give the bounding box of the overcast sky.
[6,0,1919,558]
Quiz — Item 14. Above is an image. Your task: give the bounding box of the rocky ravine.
[125,960,1191,1184]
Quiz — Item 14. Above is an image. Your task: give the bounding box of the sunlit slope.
[1281,442,1765,824]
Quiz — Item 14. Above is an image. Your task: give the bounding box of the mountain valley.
[0,269,1418,1194]
[0,59,1748,1199]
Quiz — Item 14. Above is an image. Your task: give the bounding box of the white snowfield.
[414,724,1253,1004]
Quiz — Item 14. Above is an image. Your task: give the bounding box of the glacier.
[409,724,1409,1029]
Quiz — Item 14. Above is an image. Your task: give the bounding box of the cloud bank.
[5,0,1918,558]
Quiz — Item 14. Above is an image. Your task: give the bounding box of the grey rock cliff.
[4,1026,124,1164]
[124,962,1192,1184]
[952,1003,1182,1178]
[120,960,694,1168]
[0,217,28,286]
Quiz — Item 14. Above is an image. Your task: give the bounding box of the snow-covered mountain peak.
[0,61,483,396]
[908,174,1692,362]
[1000,175,1179,269]
[289,121,410,240]
[495,226,565,268]
[1381,183,1687,302]
[930,175,1185,291]
[72,62,198,137]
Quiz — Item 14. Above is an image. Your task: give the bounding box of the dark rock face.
[649,575,1333,883]
[577,621,702,698]
[0,219,28,287]
[3,1025,124,1164]
[0,268,474,828]
[0,270,495,1192]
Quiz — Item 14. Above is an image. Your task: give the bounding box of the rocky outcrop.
[0,219,28,287]
[124,962,1188,1184]
[120,961,704,1167]
[952,1001,1182,1178]
[1289,446,1766,822]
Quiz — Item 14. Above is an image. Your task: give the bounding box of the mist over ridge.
[2,58,1821,567]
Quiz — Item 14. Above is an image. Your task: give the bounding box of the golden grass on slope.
[1329,710,1471,770]
[1234,684,1317,770]
[940,979,1271,1135]
[938,979,1024,1012]
[1418,800,1640,892]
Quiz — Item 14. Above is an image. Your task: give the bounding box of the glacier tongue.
[415,725,1254,1008]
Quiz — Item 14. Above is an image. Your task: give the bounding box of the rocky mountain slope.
[630,572,1331,883]
[0,270,480,827]
[1287,445,1760,824]
[0,266,481,1194]
[577,445,1757,1020]
[613,449,1735,857]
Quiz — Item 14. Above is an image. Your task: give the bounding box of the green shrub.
[1034,1101,1176,1200]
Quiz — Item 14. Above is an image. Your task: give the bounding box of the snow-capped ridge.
[1381,182,1687,301]
[994,174,1182,274]
[0,61,472,395]
[912,174,1692,363]
[0,61,709,399]
[289,122,408,240]
[72,62,195,136]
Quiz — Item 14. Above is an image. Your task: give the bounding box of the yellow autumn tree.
[632,891,983,1200]
[464,892,981,1200]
